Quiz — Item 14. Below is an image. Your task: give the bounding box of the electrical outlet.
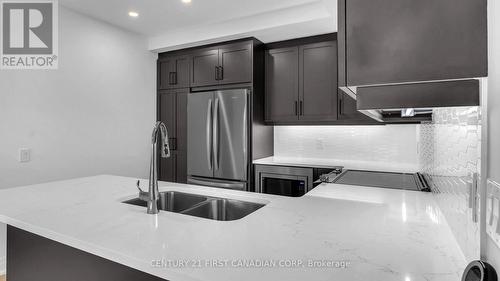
[19,148,31,163]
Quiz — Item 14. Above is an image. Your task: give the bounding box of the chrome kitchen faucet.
[137,121,171,214]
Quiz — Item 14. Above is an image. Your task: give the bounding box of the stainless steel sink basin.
[183,198,265,221]
[123,191,208,213]
[123,191,266,221]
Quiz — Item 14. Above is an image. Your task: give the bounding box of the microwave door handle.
[206,99,213,171]
[213,98,219,171]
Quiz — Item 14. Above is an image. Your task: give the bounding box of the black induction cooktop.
[332,170,430,192]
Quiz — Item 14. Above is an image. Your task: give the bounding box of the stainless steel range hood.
[341,79,481,123]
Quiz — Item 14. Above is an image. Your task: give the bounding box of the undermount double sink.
[123,191,265,221]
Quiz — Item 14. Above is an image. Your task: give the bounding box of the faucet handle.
[136,180,144,192]
[136,180,149,201]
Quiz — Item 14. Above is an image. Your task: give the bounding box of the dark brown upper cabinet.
[265,47,299,122]
[265,37,338,124]
[158,55,189,90]
[218,42,252,85]
[299,41,338,122]
[190,42,252,87]
[190,49,219,87]
[337,91,378,124]
[338,0,487,89]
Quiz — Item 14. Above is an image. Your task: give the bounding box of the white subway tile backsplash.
[274,125,419,169]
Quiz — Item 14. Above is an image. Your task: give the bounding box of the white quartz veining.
[253,156,418,173]
[0,175,465,281]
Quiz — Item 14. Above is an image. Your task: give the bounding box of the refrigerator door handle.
[187,177,246,191]
[213,98,220,171]
[206,99,213,171]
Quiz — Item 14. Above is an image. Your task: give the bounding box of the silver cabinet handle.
[206,99,213,171]
[471,172,479,223]
[213,98,220,170]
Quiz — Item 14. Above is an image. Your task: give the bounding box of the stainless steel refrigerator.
[187,89,249,191]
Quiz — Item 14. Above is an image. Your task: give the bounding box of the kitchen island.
[0,175,465,281]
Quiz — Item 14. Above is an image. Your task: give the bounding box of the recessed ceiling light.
[182,0,192,3]
[128,11,139,18]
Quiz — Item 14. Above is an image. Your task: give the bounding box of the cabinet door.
[157,59,175,90]
[158,90,188,183]
[299,41,338,121]
[176,151,187,184]
[219,42,252,85]
[337,91,377,123]
[160,153,177,182]
[158,56,190,90]
[265,47,299,122]
[158,92,177,150]
[344,0,487,86]
[176,89,188,152]
[190,48,219,87]
[173,56,190,89]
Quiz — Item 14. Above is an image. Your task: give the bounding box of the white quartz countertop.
[0,175,465,281]
[253,156,419,173]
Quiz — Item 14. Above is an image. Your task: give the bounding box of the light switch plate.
[19,148,30,163]
[487,180,500,247]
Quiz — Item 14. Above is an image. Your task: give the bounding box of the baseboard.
[0,255,5,275]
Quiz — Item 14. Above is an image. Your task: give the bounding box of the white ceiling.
[59,0,337,52]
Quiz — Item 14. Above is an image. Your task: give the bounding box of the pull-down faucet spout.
[137,121,170,214]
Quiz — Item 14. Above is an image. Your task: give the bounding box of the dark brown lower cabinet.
[159,153,177,182]
[159,151,187,183]
[176,151,187,183]
[7,226,166,281]
[157,89,188,183]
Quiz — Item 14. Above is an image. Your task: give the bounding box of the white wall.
[273,125,419,171]
[485,0,500,269]
[0,7,157,273]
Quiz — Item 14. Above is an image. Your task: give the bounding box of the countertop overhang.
[0,175,465,281]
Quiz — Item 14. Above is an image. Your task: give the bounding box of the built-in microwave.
[254,165,342,197]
